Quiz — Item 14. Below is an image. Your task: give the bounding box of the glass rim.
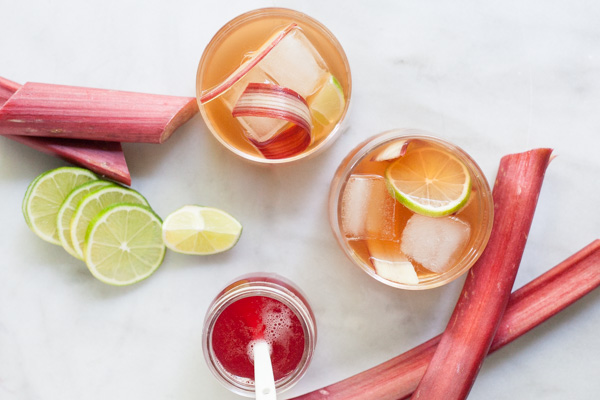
[202,274,317,396]
[196,7,352,164]
[328,128,494,290]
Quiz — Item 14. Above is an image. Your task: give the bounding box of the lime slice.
[385,147,471,217]
[22,167,98,244]
[84,203,165,286]
[70,184,149,259]
[57,180,113,259]
[162,205,242,255]
[309,74,345,126]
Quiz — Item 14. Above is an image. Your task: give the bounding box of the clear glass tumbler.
[328,129,494,290]
[196,8,351,164]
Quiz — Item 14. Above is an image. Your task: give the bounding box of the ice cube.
[257,27,328,99]
[368,240,419,285]
[341,175,398,241]
[400,214,471,274]
[221,68,288,142]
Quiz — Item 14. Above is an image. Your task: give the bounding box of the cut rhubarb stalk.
[292,239,600,400]
[199,23,298,104]
[0,78,131,185]
[411,148,553,400]
[232,83,312,159]
[0,76,20,101]
[8,136,131,185]
[0,81,198,143]
[249,124,311,159]
[369,240,419,285]
[372,139,410,162]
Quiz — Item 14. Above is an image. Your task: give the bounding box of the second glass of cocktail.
[329,129,494,290]
[196,8,351,163]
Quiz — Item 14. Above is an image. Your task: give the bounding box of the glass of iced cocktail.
[196,8,351,163]
[329,129,494,290]
[202,274,317,396]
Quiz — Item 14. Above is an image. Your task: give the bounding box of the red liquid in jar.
[211,295,305,381]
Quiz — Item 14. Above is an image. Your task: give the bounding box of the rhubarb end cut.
[0,77,20,101]
[159,96,199,143]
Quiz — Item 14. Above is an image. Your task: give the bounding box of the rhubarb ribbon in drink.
[232,83,312,159]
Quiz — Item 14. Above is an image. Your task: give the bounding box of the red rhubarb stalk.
[411,148,553,400]
[292,239,600,400]
[0,81,198,143]
[232,83,312,159]
[8,136,131,185]
[0,78,131,185]
[0,76,20,101]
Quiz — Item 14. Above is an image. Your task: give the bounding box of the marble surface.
[1,0,599,399]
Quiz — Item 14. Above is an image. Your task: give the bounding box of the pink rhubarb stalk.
[411,148,553,399]
[0,78,131,185]
[0,81,198,143]
[292,239,600,400]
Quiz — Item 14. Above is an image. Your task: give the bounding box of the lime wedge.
[57,180,113,259]
[162,205,242,255]
[385,146,471,217]
[84,203,165,286]
[22,167,98,244]
[70,185,149,259]
[309,74,345,126]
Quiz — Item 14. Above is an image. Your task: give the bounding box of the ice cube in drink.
[400,214,471,274]
[258,27,328,99]
[341,174,398,241]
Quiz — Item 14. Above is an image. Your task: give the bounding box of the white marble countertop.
[1,1,599,399]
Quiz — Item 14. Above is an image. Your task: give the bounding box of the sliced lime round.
[385,146,471,217]
[22,167,98,244]
[57,180,113,259]
[70,184,149,259]
[84,203,165,286]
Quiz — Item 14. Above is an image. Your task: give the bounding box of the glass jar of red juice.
[202,273,317,396]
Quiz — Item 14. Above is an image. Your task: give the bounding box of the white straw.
[253,340,276,400]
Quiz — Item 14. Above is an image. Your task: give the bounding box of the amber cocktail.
[197,8,351,163]
[329,129,494,289]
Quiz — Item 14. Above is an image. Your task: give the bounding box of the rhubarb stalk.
[292,239,600,400]
[411,148,552,399]
[0,78,131,185]
[0,81,198,143]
